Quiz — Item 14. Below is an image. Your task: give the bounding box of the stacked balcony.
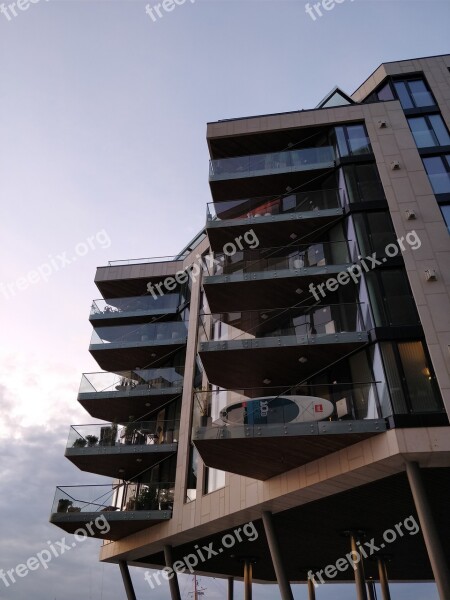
[50,482,174,540]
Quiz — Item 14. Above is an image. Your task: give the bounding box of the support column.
[348,532,368,600]
[227,576,234,600]
[163,545,182,600]
[307,577,316,600]
[262,511,294,600]
[377,558,391,600]
[406,461,450,600]
[118,561,137,600]
[243,559,253,600]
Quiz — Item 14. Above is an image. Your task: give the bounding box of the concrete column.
[163,545,181,600]
[377,558,391,600]
[406,462,450,600]
[262,511,294,600]
[243,560,252,600]
[349,533,368,600]
[227,576,234,600]
[118,561,137,600]
[307,577,316,600]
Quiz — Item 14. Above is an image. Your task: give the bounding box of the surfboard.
[218,395,334,425]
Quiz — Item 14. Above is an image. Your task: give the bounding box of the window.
[377,82,395,102]
[353,211,397,257]
[343,163,385,203]
[393,79,435,109]
[423,155,450,194]
[204,467,225,494]
[440,204,450,231]
[366,269,419,327]
[408,115,450,148]
[335,124,372,158]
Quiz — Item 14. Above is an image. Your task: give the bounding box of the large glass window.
[204,467,225,494]
[423,155,450,194]
[394,79,435,109]
[343,163,385,203]
[366,269,419,327]
[377,82,395,102]
[408,115,450,148]
[335,124,372,158]
[353,211,397,256]
[440,204,450,231]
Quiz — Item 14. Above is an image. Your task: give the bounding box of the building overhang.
[89,340,187,372]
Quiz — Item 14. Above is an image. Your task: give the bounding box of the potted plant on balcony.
[72,437,87,448]
[123,417,137,445]
[57,498,73,513]
[85,435,99,447]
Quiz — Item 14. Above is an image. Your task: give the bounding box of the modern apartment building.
[51,54,450,600]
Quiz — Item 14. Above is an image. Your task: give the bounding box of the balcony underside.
[209,166,334,202]
[78,388,182,423]
[65,444,177,480]
[203,267,351,312]
[50,510,171,541]
[89,341,187,372]
[194,420,386,480]
[199,334,367,388]
[135,469,450,582]
[206,208,343,252]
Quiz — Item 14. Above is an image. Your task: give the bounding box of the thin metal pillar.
[307,577,316,600]
[350,533,368,600]
[367,579,377,600]
[243,559,252,600]
[163,545,182,600]
[377,558,391,600]
[228,576,234,600]
[262,511,294,600]
[118,561,137,600]
[406,461,450,600]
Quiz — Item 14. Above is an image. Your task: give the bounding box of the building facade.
[51,54,450,600]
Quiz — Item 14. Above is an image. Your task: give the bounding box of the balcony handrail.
[213,240,349,255]
[202,302,363,318]
[79,368,185,394]
[108,255,183,267]
[90,320,188,345]
[209,145,335,166]
[194,382,381,393]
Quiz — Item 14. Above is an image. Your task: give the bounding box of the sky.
[0,0,448,598]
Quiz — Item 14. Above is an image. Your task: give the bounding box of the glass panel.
[408,80,434,108]
[377,83,395,102]
[394,81,414,109]
[347,125,372,155]
[91,321,188,345]
[428,114,450,146]
[408,117,437,148]
[343,164,385,203]
[398,342,442,412]
[423,156,450,194]
[91,294,179,317]
[335,127,350,158]
[204,468,225,494]
[67,420,180,448]
[322,91,351,108]
[440,204,450,231]
[380,343,408,413]
[379,270,419,326]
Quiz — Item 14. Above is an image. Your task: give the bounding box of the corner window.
[440,204,450,232]
[408,115,450,148]
[393,79,435,109]
[335,124,372,158]
[377,82,395,102]
[343,164,385,203]
[423,155,450,194]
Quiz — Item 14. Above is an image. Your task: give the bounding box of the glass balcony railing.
[201,304,365,343]
[79,368,185,395]
[51,482,175,514]
[108,255,183,267]
[67,420,180,448]
[193,382,383,429]
[209,147,335,180]
[90,321,188,346]
[210,241,350,276]
[206,189,341,221]
[90,294,179,318]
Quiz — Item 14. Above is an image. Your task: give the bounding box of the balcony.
[193,384,386,480]
[206,190,343,251]
[50,482,174,541]
[203,242,351,312]
[199,304,368,388]
[65,420,179,479]
[78,368,184,422]
[89,294,180,325]
[89,321,188,372]
[209,147,335,201]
